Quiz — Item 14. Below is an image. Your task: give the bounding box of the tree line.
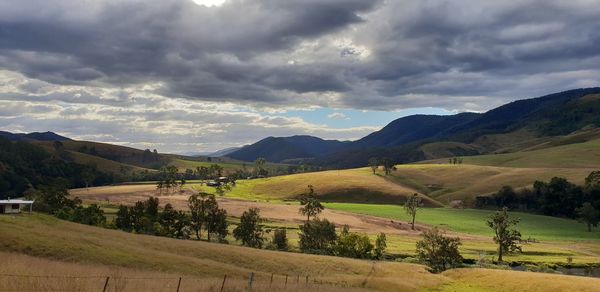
[476,171,600,231]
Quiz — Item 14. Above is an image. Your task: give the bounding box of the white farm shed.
[0,199,34,214]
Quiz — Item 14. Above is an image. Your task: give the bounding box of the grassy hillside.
[388,164,594,202]
[445,138,600,168]
[2,214,599,291]
[195,168,443,206]
[0,214,446,291]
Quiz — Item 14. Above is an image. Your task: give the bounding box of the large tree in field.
[576,202,600,232]
[188,192,211,240]
[416,227,463,273]
[299,185,324,222]
[204,195,228,242]
[233,207,264,248]
[487,207,522,262]
[404,193,422,230]
[381,158,395,175]
[368,157,379,174]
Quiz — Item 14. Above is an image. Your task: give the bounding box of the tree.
[299,185,324,222]
[71,204,106,226]
[233,207,264,248]
[416,227,463,273]
[115,205,132,231]
[205,195,228,242]
[81,168,95,189]
[576,202,600,232]
[494,186,518,209]
[157,166,179,194]
[299,218,337,254]
[368,157,379,174]
[381,158,395,175]
[585,170,600,188]
[271,228,289,251]
[254,158,268,177]
[404,193,422,230]
[374,233,387,260]
[188,192,210,240]
[334,225,374,259]
[487,207,522,262]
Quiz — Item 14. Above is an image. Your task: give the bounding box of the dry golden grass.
[389,164,595,202]
[441,268,600,292]
[0,252,362,292]
[215,168,442,206]
[2,214,599,291]
[0,214,448,291]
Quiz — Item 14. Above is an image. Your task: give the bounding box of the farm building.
[0,199,34,214]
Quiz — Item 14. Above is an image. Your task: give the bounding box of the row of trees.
[477,171,600,231]
[368,157,397,175]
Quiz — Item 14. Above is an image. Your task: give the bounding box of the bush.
[233,208,264,248]
[416,228,463,273]
[334,226,373,259]
[271,228,289,251]
[299,218,337,254]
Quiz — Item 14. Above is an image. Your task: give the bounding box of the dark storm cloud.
[0,0,378,104]
[0,0,600,110]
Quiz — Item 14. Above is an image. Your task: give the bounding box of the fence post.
[102,276,110,292]
[269,273,273,287]
[247,272,254,291]
[285,274,288,287]
[296,275,299,284]
[176,277,182,292]
[305,275,309,285]
[220,275,227,292]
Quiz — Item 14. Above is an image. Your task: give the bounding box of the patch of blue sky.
[277,107,455,129]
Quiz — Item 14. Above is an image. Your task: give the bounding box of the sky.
[1,0,599,153]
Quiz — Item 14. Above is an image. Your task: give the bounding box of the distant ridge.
[227,87,600,166]
[208,147,242,157]
[227,135,349,163]
[0,131,71,142]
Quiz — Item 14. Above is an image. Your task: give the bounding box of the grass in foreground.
[2,214,600,291]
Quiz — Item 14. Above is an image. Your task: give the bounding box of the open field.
[324,203,600,241]
[73,185,600,265]
[2,214,600,291]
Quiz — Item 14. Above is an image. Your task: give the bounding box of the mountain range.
[226,88,600,167]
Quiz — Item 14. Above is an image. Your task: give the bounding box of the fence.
[0,272,355,292]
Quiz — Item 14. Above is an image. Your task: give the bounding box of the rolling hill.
[207,136,600,206]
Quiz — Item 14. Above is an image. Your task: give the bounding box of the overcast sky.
[1,0,599,153]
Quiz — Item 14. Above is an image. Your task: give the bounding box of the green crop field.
[324,203,600,242]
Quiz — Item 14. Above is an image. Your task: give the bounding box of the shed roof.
[0,199,34,204]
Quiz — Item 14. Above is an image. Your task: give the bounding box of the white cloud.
[327,112,349,120]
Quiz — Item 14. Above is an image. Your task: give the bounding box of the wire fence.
[0,272,355,292]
